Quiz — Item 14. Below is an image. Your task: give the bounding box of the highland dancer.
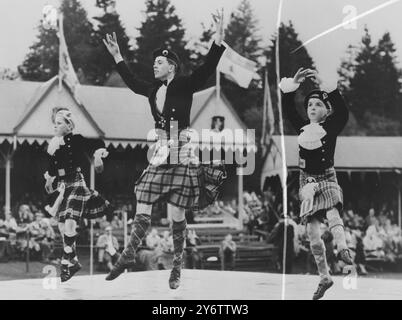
[44,107,110,282]
[103,10,227,289]
[280,68,354,300]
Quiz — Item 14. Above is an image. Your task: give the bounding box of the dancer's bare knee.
[307,220,321,243]
[137,203,152,215]
[326,208,344,231]
[168,204,185,222]
[64,219,77,237]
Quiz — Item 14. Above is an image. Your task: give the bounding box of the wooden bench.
[198,244,278,272]
[199,234,260,245]
[231,245,278,272]
[197,244,222,270]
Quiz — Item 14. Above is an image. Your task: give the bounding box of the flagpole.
[260,68,268,151]
[58,12,63,92]
[216,70,221,112]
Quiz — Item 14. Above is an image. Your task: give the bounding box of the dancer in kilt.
[44,107,110,282]
[280,68,354,300]
[103,10,226,289]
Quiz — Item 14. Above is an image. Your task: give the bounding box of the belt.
[58,167,81,177]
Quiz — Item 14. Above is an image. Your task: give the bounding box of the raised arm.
[326,89,349,136]
[189,9,226,92]
[279,68,315,131]
[103,32,150,97]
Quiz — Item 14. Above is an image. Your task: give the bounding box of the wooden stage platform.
[0,270,401,300]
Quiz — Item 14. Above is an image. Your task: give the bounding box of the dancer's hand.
[306,70,323,87]
[212,8,224,46]
[94,148,109,159]
[103,32,122,62]
[94,157,104,173]
[293,68,316,84]
[44,171,55,194]
[58,183,65,197]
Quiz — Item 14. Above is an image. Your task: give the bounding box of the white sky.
[0,0,401,80]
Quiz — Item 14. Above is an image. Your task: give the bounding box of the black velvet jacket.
[282,89,349,174]
[47,133,105,178]
[115,42,226,133]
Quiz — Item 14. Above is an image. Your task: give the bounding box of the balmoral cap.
[153,48,180,67]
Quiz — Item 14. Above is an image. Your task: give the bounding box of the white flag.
[58,14,79,93]
[217,41,258,89]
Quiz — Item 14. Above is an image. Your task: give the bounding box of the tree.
[338,27,402,135]
[265,21,316,135]
[19,0,97,84]
[131,0,193,82]
[0,68,19,80]
[92,0,132,85]
[224,0,262,62]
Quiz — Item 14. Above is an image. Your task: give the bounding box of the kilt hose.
[56,172,110,223]
[135,137,227,211]
[299,167,343,224]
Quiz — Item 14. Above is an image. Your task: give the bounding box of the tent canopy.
[262,135,402,183]
[0,77,255,151]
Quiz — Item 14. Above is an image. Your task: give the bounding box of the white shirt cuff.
[114,55,124,64]
[279,77,300,93]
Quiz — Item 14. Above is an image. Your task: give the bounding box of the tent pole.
[90,160,95,276]
[5,155,11,218]
[237,166,244,230]
[398,181,401,230]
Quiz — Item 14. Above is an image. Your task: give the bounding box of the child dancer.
[44,107,110,282]
[280,69,354,300]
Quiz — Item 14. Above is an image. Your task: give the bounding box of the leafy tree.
[0,68,19,80]
[338,27,402,135]
[265,21,316,135]
[92,0,132,85]
[131,0,193,82]
[19,0,97,84]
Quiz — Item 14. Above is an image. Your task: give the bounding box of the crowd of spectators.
[0,204,57,263]
[1,190,402,277]
[272,205,402,275]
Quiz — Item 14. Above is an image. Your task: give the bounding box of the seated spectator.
[246,213,259,235]
[363,217,385,259]
[40,217,56,262]
[0,219,13,262]
[185,229,201,269]
[220,234,237,271]
[267,215,294,274]
[381,218,400,262]
[29,212,54,262]
[156,231,174,269]
[15,204,34,225]
[354,231,368,275]
[96,226,120,272]
[321,225,340,275]
[365,208,376,229]
[146,228,161,250]
[111,215,123,229]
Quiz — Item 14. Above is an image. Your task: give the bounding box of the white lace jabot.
[47,136,65,155]
[298,123,326,150]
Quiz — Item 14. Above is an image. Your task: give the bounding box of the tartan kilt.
[299,167,343,224]
[135,162,226,211]
[56,172,110,223]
